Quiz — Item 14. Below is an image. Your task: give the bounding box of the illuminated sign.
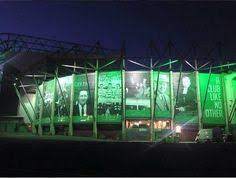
[98,71,122,122]
[154,71,171,118]
[200,74,225,124]
[33,71,236,126]
[125,71,150,118]
[73,73,94,123]
[54,76,72,123]
[41,80,54,124]
[173,72,198,124]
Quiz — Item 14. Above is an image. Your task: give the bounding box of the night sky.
[0,1,236,62]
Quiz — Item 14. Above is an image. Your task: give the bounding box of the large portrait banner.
[125,71,151,118]
[73,73,94,123]
[154,71,171,119]
[54,76,72,123]
[42,80,55,124]
[173,72,198,124]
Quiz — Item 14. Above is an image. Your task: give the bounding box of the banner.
[54,76,72,123]
[200,73,225,125]
[42,80,55,124]
[34,84,43,123]
[125,71,150,118]
[98,71,122,122]
[224,73,236,124]
[153,71,171,119]
[73,73,94,123]
[173,72,198,124]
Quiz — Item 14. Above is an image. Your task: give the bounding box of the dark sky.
[0,1,236,61]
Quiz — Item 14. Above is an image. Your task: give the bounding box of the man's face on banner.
[159,82,167,94]
[182,76,191,88]
[158,75,168,94]
[79,90,88,105]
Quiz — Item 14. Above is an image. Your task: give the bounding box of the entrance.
[125,119,151,141]
[154,119,172,141]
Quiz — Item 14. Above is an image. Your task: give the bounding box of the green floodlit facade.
[18,70,236,141]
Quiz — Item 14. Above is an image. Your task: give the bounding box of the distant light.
[175,125,182,133]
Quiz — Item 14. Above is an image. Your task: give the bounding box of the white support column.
[69,74,75,136]
[93,70,98,138]
[150,69,155,141]
[195,71,203,130]
[121,69,126,140]
[221,73,230,135]
[38,82,44,136]
[169,71,174,130]
[50,78,56,135]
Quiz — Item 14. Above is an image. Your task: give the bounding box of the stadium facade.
[17,70,236,141]
[0,33,235,142]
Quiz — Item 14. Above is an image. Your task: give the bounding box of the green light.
[199,73,224,124]
[34,70,236,126]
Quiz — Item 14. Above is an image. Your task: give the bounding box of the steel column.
[38,81,44,136]
[195,71,203,130]
[93,60,98,138]
[69,73,75,136]
[121,68,126,140]
[169,70,174,130]
[150,69,154,141]
[221,73,230,135]
[49,77,56,135]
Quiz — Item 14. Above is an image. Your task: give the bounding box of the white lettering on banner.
[208,85,221,93]
[205,109,223,117]
[205,76,223,118]
[209,93,221,101]
[214,101,222,109]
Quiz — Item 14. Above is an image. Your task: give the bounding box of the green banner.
[73,73,94,123]
[224,73,236,124]
[54,76,72,124]
[35,84,43,124]
[199,73,225,125]
[153,71,171,119]
[125,71,150,118]
[98,71,122,123]
[42,80,55,124]
[173,72,198,124]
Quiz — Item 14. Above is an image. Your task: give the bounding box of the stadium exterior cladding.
[17,70,236,142]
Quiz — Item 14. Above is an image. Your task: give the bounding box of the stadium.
[0,33,235,142]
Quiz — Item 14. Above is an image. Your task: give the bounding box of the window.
[154,120,171,130]
[126,120,150,129]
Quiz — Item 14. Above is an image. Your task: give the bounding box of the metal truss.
[0,33,119,65]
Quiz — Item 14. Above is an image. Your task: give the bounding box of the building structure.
[0,33,235,142]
